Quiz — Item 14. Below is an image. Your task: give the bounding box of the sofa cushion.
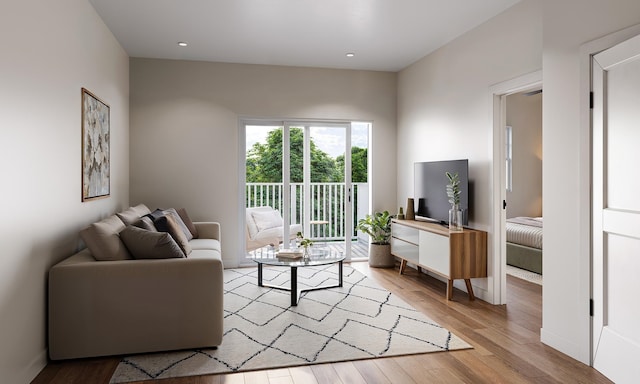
[251,209,284,232]
[119,225,185,259]
[153,214,192,256]
[189,238,221,252]
[79,215,132,261]
[133,216,156,232]
[177,208,199,239]
[116,204,152,225]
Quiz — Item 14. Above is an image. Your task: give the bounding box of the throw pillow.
[153,214,192,256]
[163,208,194,241]
[116,204,152,225]
[79,215,132,261]
[251,209,284,232]
[146,208,194,241]
[177,207,199,239]
[120,225,185,259]
[133,216,156,232]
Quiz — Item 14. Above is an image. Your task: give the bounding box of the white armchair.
[245,206,302,251]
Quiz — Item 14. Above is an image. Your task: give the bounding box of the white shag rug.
[110,265,471,383]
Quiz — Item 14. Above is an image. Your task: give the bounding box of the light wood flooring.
[32,262,612,384]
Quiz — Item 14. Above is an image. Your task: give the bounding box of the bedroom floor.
[506,264,542,285]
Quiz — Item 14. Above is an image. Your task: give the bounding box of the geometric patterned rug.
[109,265,471,383]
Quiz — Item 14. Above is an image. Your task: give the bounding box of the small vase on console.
[449,204,463,232]
[405,198,415,220]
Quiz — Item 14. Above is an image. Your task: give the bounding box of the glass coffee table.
[253,248,345,306]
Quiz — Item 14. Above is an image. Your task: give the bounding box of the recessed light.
[177,42,188,47]
[346,52,355,57]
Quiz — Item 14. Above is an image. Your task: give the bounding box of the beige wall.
[129,59,397,267]
[506,92,542,218]
[397,0,542,300]
[0,0,129,382]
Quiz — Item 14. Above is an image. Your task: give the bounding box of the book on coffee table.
[276,248,304,258]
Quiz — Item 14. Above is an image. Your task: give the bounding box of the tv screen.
[414,159,469,225]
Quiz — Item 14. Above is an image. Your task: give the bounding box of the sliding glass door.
[243,120,369,262]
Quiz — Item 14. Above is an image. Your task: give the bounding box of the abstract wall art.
[81,88,110,201]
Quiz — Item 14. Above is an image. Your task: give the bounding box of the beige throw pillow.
[116,204,152,225]
[79,215,132,261]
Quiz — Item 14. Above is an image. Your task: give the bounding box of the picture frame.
[81,88,110,201]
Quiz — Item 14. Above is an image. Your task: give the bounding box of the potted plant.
[357,210,395,267]
[296,232,314,258]
[446,171,463,231]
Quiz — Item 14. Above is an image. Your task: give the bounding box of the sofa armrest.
[48,249,223,360]
[194,221,220,240]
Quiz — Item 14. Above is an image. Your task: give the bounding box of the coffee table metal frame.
[253,249,345,306]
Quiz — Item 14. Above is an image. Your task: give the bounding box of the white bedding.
[506,217,543,249]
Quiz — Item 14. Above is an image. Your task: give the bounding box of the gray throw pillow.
[119,225,185,259]
[152,214,192,256]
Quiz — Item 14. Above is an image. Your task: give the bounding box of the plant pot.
[368,243,395,268]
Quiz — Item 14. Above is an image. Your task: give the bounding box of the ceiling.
[89,0,521,72]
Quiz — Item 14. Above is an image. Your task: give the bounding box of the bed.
[506,216,542,274]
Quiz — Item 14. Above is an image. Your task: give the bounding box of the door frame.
[490,70,542,305]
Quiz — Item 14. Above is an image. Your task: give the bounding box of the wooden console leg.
[447,280,453,300]
[464,279,475,301]
[399,259,407,275]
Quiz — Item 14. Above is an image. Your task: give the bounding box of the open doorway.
[490,70,542,305]
[504,90,543,285]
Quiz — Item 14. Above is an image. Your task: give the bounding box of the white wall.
[0,1,129,382]
[541,0,640,364]
[129,59,397,267]
[506,92,542,218]
[397,0,542,301]
[399,0,640,366]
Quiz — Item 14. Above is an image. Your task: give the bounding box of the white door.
[592,33,640,383]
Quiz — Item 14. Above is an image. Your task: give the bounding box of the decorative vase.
[406,198,415,220]
[449,204,463,231]
[397,207,405,220]
[303,246,310,259]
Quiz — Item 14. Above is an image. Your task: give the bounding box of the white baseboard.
[541,327,590,365]
[13,348,48,384]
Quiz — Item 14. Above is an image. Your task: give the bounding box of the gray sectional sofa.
[48,204,223,360]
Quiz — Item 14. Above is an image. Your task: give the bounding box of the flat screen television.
[414,159,469,226]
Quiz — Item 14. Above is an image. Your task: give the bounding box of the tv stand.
[390,219,487,300]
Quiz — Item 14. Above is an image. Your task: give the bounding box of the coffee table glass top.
[252,248,345,267]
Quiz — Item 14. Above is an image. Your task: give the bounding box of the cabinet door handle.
[503,200,507,209]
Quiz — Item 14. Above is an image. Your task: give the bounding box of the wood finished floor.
[32,262,612,384]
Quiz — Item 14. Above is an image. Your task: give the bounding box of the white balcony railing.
[246,182,368,241]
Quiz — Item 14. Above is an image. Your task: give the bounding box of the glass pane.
[352,122,370,259]
[245,125,284,256]
[308,126,344,248]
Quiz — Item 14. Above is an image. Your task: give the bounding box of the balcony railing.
[246,182,369,241]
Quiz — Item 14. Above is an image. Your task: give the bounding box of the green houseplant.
[446,172,463,231]
[357,210,395,267]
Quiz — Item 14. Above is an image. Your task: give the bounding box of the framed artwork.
[81,88,110,201]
